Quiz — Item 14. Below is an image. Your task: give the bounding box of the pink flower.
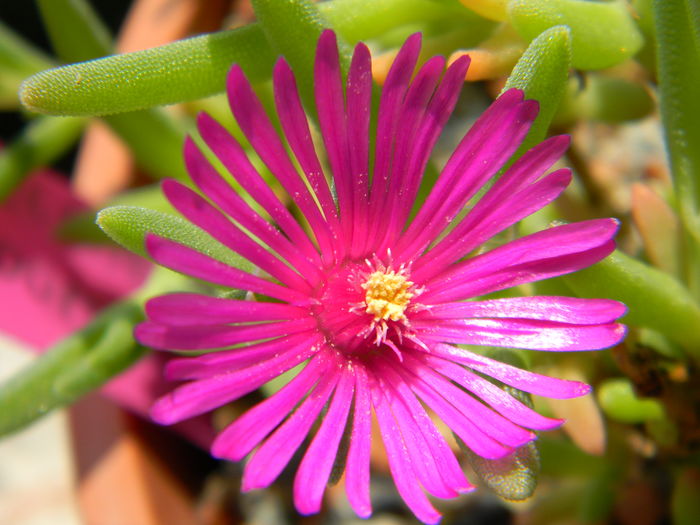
[135,31,625,523]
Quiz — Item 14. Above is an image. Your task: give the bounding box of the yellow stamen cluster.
[361,269,414,322]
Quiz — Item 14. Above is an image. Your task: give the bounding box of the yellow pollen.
[361,269,414,322]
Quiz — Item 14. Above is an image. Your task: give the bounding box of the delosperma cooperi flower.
[135,30,626,523]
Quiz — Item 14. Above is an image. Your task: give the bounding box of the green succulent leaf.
[19,0,461,117]
[459,385,540,501]
[597,378,665,424]
[103,110,187,180]
[0,116,86,202]
[20,24,276,117]
[0,302,145,437]
[555,74,654,125]
[504,25,571,154]
[252,0,351,115]
[97,205,254,273]
[35,0,188,181]
[507,0,644,70]
[562,250,700,356]
[36,0,112,63]
[0,20,53,109]
[653,0,700,292]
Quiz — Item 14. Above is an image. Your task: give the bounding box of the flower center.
[362,269,414,322]
[312,258,426,355]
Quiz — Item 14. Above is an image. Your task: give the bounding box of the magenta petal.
[196,113,322,265]
[429,343,591,399]
[421,219,619,301]
[241,357,340,491]
[420,354,564,431]
[145,292,306,326]
[370,373,442,524]
[150,338,319,424]
[183,136,323,282]
[273,58,340,231]
[135,317,316,351]
[162,179,312,292]
[226,65,334,259]
[365,33,422,254]
[423,296,626,325]
[212,350,331,461]
[400,353,534,451]
[346,42,373,258]
[375,358,473,496]
[294,365,355,515]
[396,89,539,262]
[380,55,471,251]
[345,365,373,518]
[314,30,353,234]
[165,332,319,380]
[376,375,461,498]
[144,234,310,305]
[415,168,573,276]
[371,55,445,250]
[416,317,626,351]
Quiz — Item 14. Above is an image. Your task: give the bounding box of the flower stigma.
[362,268,414,323]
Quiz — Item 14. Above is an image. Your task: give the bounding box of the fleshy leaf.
[97,205,254,273]
[459,384,540,501]
[325,0,463,42]
[504,25,571,155]
[20,24,276,117]
[597,378,665,424]
[507,0,644,70]
[103,111,187,180]
[0,116,86,202]
[562,250,700,356]
[0,302,145,437]
[253,0,350,114]
[555,74,654,125]
[0,20,53,109]
[36,0,112,63]
[653,0,700,261]
[35,0,188,181]
[19,0,454,117]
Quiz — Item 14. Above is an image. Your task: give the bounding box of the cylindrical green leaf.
[597,378,665,423]
[103,110,187,180]
[0,21,53,109]
[653,0,700,246]
[563,250,700,355]
[20,24,276,116]
[35,0,188,181]
[0,302,144,437]
[507,0,644,69]
[253,0,348,116]
[36,0,112,62]
[0,19,53,76]
[555,74,654,125]
[97,205,254,273]
[19,0,467,117]
[0,116,86,202]
[504,25,571,154]
[322,0,462,42]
